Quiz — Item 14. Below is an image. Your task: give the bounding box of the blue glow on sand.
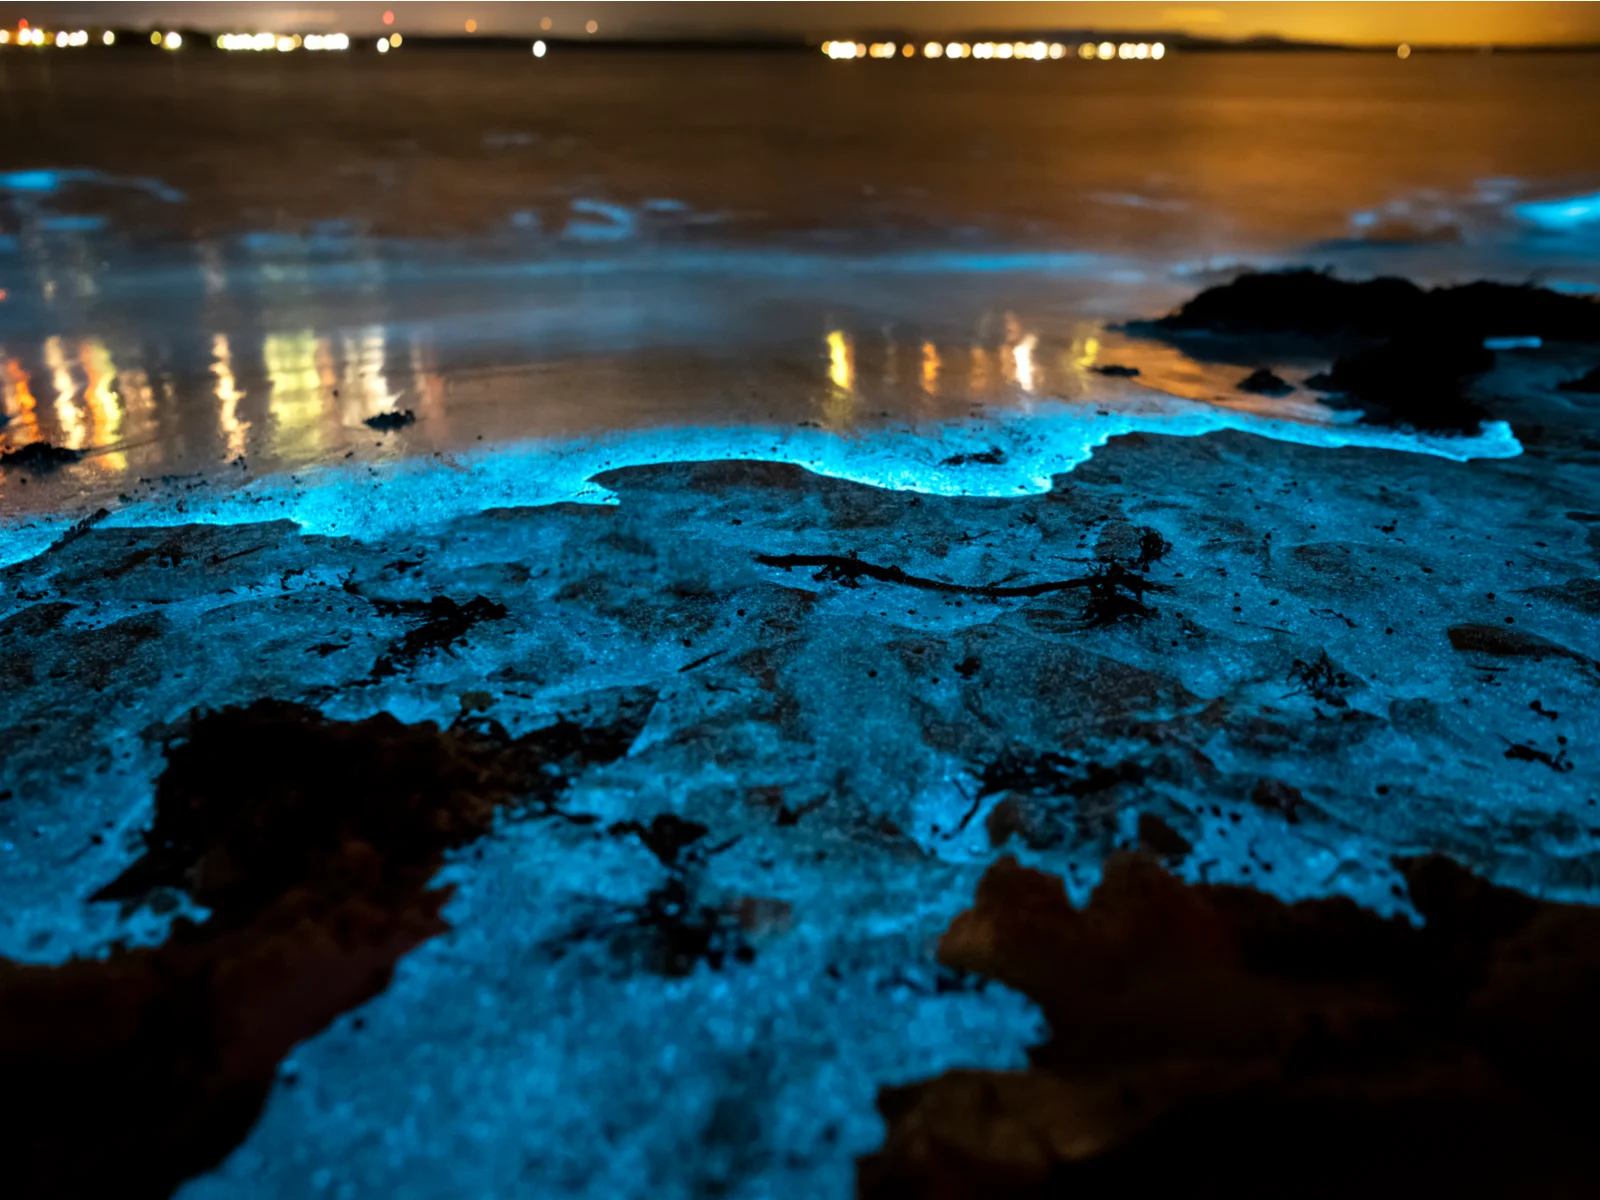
[0,396,1520,567]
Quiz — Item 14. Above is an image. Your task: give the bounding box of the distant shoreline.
[8,31,1600,56]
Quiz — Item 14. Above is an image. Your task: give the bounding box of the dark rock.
[1135,813,1191,860]
[610,813,710,869]
[1557,365,1600,393]
[1328,334,1494,432]
[1,441,83,471]
[363,410,416,431]
[860,853,1600,1197]
[1153,269,1600,342]
[1248,778,1313,824]
[1091,364,1141,378]
[985,796,1054,849]
[1236,368,1294,396]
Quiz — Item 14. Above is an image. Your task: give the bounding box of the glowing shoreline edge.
[0,395,1521,569]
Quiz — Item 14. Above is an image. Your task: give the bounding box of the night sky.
[6,2,1600,45]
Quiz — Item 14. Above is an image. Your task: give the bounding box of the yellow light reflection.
[80,338,125,472]
[212,333,249,461]
[827,330,854,392]
[969,346,991,393]
[341,325,397,424]
[920,341,940,396]
[43,336,86,450]
[1014,333,1039,393]
[263,330,329,454]
[823,330,855,429]
[1,355,41,445]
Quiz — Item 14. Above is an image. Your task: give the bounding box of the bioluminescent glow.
[0,392,1521,570]
[0,169,181,203]
[1515,191,1600,232]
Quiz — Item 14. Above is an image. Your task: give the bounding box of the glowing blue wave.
[0,393,1520,569]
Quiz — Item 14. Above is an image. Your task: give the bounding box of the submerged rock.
[860,852,1600,1197]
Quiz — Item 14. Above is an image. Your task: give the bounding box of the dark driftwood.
[754,553,1170,601]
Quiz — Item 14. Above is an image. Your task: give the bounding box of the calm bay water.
[2,47,1599,514]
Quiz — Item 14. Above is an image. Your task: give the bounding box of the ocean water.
[2,47,1599,527]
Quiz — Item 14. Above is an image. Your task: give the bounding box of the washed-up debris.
[755,553,1170,623]
[1286,649,1354,707]
[366,594,510,678]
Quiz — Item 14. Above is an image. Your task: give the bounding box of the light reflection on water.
[0,298,1376,505]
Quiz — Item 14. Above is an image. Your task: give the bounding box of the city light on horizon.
[0,2,1590,47]
[824,37,1166,63]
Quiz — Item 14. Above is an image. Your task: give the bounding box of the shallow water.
[3,49,1600,527]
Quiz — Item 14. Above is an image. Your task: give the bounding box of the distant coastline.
[9,28,1599,56]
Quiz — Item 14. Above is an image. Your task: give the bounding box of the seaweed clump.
[860,852,1600,1197]
[0,696,651,1199]
[1286,649,1354,706]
